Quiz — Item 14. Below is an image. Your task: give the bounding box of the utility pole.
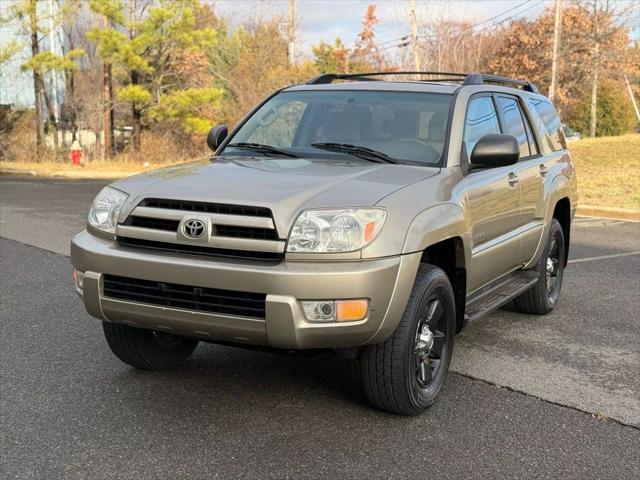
[548,0,562,101]
[624,74,640,124]
[288,0,295,64]
[410,0,421,71]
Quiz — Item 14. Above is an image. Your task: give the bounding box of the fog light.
[72,268,85,295]
[301,301,335,322]
[300,299,368,323]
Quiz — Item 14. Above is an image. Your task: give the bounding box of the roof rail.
[306,71,468,85]
[462,72,539,93]
[306,71,540,93]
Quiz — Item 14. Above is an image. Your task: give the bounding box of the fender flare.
[402,202,470,266]
[524,174,572,268]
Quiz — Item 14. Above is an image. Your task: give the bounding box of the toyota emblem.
[183,219,206,239]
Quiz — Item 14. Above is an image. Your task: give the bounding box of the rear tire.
[360,264,455,415]
[513,218,566,315]
[102,322,199,370]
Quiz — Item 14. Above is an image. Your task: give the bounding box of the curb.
[576,205,640,222]
[0,169,37,177]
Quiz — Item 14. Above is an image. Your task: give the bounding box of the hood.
[113,156,439,235]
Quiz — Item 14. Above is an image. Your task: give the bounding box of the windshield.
[222,90,453,166]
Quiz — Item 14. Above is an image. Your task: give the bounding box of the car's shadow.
[103,342,380,419]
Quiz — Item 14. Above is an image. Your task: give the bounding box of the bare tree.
[101,14,113,159]
[27,0,45,153]
[575,0,638,136]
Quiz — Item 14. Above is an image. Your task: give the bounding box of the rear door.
[464,94,522,291]
[495,94,544,263]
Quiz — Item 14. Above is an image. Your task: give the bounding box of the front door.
[496,94,545,263]
[463,94,522,292]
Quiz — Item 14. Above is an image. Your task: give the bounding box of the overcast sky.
[1,0,638,106]
[212,0,553,54]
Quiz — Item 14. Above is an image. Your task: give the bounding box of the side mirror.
[470,134,519,168]
[207,124,228,152]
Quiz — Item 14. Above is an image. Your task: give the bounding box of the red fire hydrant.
[69,141,83,166]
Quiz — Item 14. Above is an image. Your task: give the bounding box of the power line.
[374,0,535,47]
[353,0,546,59]
[416,0,546,40]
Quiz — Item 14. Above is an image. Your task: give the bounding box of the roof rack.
[306,71,539,94]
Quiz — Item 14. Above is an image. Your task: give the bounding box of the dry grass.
[569,134,640,211]
[0,160,182,179]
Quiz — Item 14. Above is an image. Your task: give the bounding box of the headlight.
[287,208,386,253]
[87,186,128,234]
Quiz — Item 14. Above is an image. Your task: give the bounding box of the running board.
[465,270,539,323]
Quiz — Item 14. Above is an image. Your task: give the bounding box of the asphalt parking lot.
[1,177,639,479]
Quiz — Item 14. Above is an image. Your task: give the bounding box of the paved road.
[1,177,639,479]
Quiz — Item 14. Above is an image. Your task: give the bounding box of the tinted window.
[227,90,453,165]
[464,96,501,159]
[497,96,530,158]
[530,98,565,151]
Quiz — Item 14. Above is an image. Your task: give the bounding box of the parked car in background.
[563,124,582,142]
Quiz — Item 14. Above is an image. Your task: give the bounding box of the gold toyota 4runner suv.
[71,72,577,415]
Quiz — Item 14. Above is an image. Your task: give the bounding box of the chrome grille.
[116,198,284,261]
[140,198,272,217]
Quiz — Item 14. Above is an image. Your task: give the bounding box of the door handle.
[508,173,519,186]
[539,164,548,177]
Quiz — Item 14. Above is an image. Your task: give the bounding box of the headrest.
[322,110,361,142]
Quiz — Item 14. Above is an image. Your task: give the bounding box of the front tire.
[360,264,455,415]
[102,322,199,370]
[513,218,566,315]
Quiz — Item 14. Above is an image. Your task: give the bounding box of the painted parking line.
[568,251,640,264]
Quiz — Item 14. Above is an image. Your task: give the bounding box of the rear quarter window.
[529,98,566,152]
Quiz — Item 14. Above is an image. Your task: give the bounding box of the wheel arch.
[402,203,470,333]
[420,237,467,333]
[524,175,573,269]
[552,197,571,265]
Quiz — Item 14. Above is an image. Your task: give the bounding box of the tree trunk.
[131,71,142,152]
[130,0,141,152]
[102,17,113,160]
[44,88,59,150]
[28,0,44,155]
[589,40,599,138]
[102,61,113,159]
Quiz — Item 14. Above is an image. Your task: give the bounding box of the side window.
[464,96,501,159]
[497,95,530,159]
[529,98,566,151]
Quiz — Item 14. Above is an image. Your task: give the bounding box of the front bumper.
[71,231,421,349]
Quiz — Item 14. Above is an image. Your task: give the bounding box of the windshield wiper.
[311,142,400,164]
[226,142,298,158]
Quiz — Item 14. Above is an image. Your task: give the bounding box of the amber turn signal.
[336,299,369,322]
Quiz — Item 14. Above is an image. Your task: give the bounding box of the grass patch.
[569,134,640,210]
[0,159,184,179]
